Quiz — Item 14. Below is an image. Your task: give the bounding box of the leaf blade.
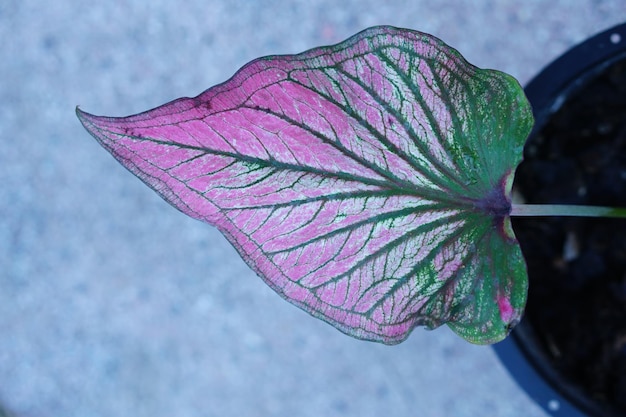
[77,26,533,344]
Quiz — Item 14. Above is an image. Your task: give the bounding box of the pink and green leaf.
[77,26,533,344]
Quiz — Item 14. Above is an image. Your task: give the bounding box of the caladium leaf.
[77,26,533,345]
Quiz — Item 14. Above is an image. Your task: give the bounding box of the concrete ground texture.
[1,1,624,416]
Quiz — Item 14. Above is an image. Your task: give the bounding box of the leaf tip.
[75,106,96,132]
[75,105,88,121]
[75,107,112,146]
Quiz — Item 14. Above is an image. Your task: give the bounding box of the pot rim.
[493,22,626,417]
[526,23,626,138]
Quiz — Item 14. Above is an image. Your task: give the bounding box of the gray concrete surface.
[1,1,624,416]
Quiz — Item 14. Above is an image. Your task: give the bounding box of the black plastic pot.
[494,23,626,417]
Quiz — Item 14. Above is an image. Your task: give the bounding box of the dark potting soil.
[512,56,626,413]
